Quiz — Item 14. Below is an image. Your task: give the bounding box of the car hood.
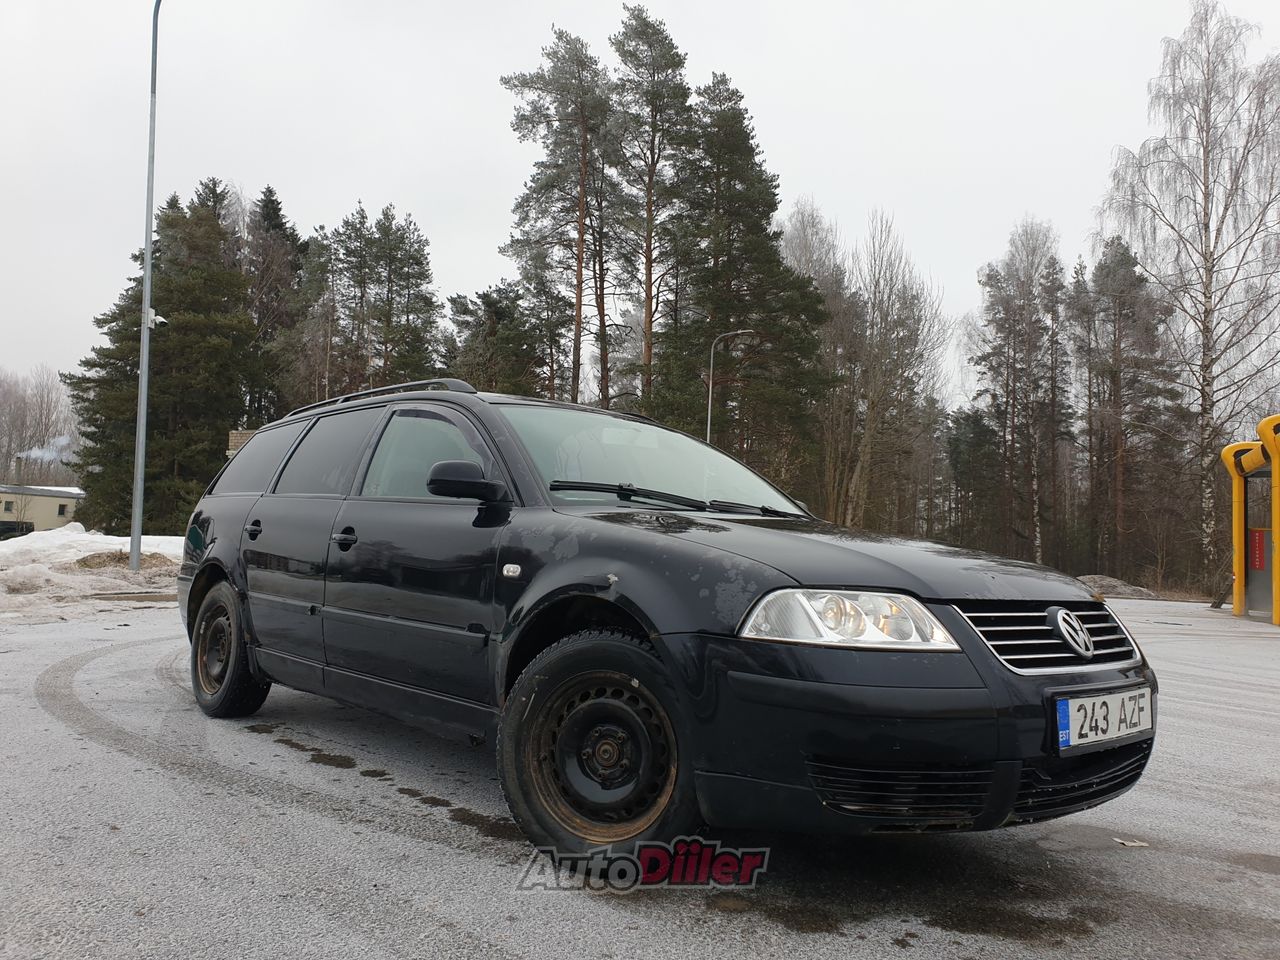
[567,509,1096,603]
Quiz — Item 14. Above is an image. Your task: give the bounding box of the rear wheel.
[190,581,270,718]
[497,629,700,852]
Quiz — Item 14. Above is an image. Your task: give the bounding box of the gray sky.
[3,0,1279,377]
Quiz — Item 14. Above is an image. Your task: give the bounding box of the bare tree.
[845,212,948,528]
[781,197,855,519]
[782,203,951,528]
[1105,0,1280,578]
[0,364,79,486]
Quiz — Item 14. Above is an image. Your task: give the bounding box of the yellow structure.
[1220,415,1280,625]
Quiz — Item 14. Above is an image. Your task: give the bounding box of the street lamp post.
[128,0,163,571]
[705,328,755,444]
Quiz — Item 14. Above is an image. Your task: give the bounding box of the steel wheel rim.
[195,602,232,696]
[526,669,677,844]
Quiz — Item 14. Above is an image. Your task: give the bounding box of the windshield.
[498,404,800,512]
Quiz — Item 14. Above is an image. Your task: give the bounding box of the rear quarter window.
[210,421,305,495]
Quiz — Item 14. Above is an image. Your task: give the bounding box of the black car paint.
[178,389,1156,834]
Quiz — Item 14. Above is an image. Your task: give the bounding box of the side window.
[360,408,495,500]
[274,407,382,496]
[210,421,306,495]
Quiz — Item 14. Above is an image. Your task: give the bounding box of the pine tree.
[610,5,692,402]
[327,202,441,392]
[947,408,1004,552]
[652,74,827,494]
[584,118,630,408]
[516,247,575,400]
[270,227,337,408]
[502,30,611,403]
[64,183,255,534]
[448,282,545,395]
[244,185,306,422]
[1065,257,1102,570]
[330,202,377,391]
[972,220,1066,562]
[370,204,441,385]
[1075,237,1180,581]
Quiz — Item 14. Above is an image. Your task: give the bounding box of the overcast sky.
[3,0,1279,378]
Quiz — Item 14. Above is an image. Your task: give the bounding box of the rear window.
[210,421,305,495]
[274,407,382,496]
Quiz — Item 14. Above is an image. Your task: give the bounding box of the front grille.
[807,758,993,824]
[1012,739,1152,823]
[954,600,1139,673]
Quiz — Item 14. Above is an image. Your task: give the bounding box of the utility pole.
[129,0,163,571]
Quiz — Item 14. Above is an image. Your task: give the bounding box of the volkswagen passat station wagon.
[178,379,1156,851]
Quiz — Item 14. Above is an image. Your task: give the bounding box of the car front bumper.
[657,605,1157,834]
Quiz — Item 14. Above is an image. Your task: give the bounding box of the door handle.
[244,519,262,540]
[330,528,358,550]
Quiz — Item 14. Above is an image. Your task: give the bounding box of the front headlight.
[739,589,960,651]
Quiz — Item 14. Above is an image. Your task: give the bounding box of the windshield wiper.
[549,480,709,511]
[548,482,805,518]
[708,499,807,518]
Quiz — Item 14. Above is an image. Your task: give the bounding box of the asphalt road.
[1,599,1277,960]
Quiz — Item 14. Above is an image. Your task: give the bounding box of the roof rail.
[286,378,478,417]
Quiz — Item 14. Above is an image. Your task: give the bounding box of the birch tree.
[1105,0,1280,578]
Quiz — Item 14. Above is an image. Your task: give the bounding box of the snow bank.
[0,523,183,570]
[0,524,185,624]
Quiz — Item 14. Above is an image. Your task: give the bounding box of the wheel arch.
[498,592,657,703]
[185,560,233,640]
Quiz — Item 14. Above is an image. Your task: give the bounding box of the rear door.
[185,419,307,622]
[322,403,509,703]
[242,406,382,686]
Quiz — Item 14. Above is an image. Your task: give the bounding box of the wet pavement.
[0,599,1276,959]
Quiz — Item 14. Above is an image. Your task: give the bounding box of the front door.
[323,403,509,704]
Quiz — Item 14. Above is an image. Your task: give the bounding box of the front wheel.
[190,581,270,718]
[497,629,701,852]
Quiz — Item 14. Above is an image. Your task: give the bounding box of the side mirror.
[427,460,510,503]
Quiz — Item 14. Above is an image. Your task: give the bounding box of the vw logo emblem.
[1049,607,1095,658]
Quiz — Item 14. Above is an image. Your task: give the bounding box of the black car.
[178,378,1156,851]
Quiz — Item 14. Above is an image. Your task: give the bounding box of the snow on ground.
[0,523,184,624]
[0,523,183,568]
[1077,574,1162,600]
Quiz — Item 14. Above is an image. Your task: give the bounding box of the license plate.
[1056,687,1152,751]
